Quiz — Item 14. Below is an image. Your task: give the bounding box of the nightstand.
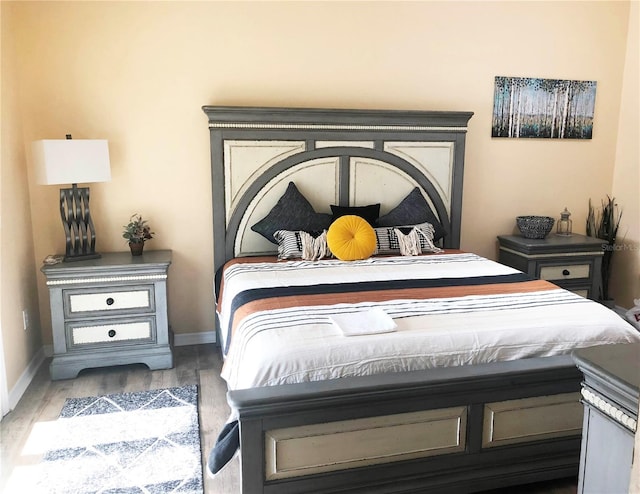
[41,250,173,380]
[572,343,639,494]
[497,234,603,299]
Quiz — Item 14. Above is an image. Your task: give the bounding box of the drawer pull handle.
[562,269,570,276]
[106,297,115,306]
[108,329,116,338]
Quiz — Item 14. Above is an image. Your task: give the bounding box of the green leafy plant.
[586,196,622,301]
[122,214,154,244]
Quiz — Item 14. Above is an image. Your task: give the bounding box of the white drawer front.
[69,290,150,313]
[540,264,590,281]
[72,321,152,345]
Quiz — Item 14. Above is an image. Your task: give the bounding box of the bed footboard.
[228,355,582,493]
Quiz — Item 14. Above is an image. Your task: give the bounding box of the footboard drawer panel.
[265,406,467,480]
[483,392,582,448]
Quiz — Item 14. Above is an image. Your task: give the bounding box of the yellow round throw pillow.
[327,215,377,261]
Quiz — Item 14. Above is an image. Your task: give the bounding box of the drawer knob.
[106,297,115,306]
[562,269,570,276]
[108,329,116,338]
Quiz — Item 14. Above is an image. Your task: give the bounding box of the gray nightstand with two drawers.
[41,250,173,380]
[497,234,604,300]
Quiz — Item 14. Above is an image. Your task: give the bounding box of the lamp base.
[63,252,102,262]
[60,184,101,261]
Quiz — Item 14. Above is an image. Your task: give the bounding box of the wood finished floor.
[1,344,577,493]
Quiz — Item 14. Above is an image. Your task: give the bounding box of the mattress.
[217,252,640,391]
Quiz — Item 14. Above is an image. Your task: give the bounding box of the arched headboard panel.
[203,106,474,277]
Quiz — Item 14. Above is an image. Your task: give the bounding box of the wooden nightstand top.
[573,343,640,397]
[497,233,605,255]
[41,250,172,280]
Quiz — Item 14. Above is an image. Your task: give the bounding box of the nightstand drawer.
[540,264,590,281]
[64,286,155,317]
[69,318,155,347]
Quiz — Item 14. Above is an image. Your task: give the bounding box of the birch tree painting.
[492,76,597,139]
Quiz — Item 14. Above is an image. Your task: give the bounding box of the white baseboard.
[173,330,217,346]
[8,346,47,412]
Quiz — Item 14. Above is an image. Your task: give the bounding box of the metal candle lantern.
[557,207,573,236]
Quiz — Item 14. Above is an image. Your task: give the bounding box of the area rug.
[34,385,203,493]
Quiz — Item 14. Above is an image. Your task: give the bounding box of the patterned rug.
[35,385,203,493]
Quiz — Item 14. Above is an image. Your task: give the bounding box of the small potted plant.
[122,213,154,256]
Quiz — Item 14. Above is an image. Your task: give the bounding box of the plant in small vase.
[122,213,154,256]
[586,196,622,306]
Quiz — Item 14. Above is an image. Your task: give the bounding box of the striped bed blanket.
[217,252,640,391]
[208,251,640,477]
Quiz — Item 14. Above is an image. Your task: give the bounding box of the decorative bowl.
[516,216,555,239]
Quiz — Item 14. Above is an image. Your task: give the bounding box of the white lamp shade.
[33,139,111,185]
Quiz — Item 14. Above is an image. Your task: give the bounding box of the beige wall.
[611,0,639,309]
[1,1,637,393]
[1,2,43,398]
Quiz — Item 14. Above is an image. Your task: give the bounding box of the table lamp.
[32,135,111,261]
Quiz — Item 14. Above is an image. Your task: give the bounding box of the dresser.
[41,250,173,380]
[497,234,603,299]
[572,343,639,494]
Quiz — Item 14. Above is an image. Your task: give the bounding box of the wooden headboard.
[202,106,473,276]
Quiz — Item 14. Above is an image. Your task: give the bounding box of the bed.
[202,105,640,493]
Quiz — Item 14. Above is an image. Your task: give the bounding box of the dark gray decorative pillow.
[330,203,380,227]
[377,187,447,241]
[251,182,332,244]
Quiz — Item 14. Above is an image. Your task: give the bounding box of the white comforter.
[218,253,640,391]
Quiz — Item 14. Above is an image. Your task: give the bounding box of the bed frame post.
[238,418,265,493]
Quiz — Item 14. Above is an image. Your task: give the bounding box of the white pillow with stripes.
[273,230,330,261]
[374,223,443,256]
